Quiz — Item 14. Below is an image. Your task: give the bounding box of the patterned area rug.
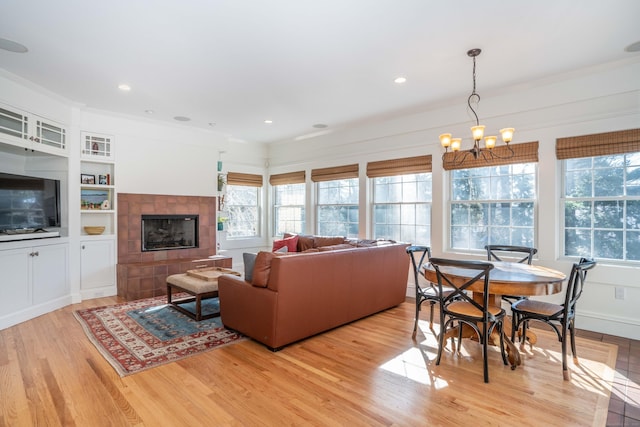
[74,295,245,376]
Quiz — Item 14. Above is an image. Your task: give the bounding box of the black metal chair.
[407,245,454,339]
[511,258,596,380]
[485,245,537,305]
[430,258,508,383]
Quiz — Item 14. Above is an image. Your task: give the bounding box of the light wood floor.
[0,297,633,427]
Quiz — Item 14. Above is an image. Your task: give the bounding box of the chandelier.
[440,48,514,166]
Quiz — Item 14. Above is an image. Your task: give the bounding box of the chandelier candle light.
[440,48,515,166]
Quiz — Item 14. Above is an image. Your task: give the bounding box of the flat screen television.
[0,172,61,232]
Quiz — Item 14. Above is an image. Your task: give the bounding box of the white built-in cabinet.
[79,132,117,297]
[0,102,67,155]
[0,240,69,329]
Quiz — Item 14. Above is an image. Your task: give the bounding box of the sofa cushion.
[252,251,274,287]
[272,235,299,252]
[284,233,316,251]
[313,236,346,248]
[317,243,357,251]
[243,252,257,282]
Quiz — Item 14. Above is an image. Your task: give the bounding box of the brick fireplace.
[116,193,228,300]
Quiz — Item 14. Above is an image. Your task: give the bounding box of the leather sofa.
[218,242,409,350]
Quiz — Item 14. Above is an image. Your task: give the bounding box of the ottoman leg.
[195,295,202,321]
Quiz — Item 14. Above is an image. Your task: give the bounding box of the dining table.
[422,260,566,369]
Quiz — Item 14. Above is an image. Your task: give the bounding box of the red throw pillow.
[272,235,299,252]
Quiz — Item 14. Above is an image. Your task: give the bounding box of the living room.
[1,1,639,425]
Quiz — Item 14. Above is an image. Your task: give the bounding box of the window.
[563,152,640,261]
[273,183,305,236]
[225,185,260,238]
[372,173,432,243]
[450,163,537,250]
[317,178,359,237]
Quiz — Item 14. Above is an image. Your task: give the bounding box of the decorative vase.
[217,222,224,231]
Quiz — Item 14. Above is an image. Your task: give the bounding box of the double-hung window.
[446,142,539,251]
[225,172,262,238]
[270,171,306,236]
[312,164,359,238]
[368,156,432,244]
[558,129,640,261]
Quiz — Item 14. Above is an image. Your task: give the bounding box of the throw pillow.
[272,234,299,252]
[243,252,257,282]
[252,251,275,287]
[284,233,315,251]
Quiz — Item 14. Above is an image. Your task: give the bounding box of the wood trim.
[443,141,539,171]
[227,172,263,187]
[556,128,640,160]
[269,171,306,186]
[311,164,359,182]
[366,155,432,177]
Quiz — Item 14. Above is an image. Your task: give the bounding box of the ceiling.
[1,1,639,144]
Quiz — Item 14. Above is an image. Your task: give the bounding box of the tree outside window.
[226,185,259,238]
[317,178,359,237]
[273,183,305,236]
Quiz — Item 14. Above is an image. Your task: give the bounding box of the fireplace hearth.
[141,214,198,251]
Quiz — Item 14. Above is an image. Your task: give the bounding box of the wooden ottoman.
[166,267,240,321]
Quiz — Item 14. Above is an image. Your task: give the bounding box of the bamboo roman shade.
[556,128,640,160]
[226,172,263,187]
[442,141,539,171]
[310,164,359,182]
[269,171,306,186]
[366,155,432,178]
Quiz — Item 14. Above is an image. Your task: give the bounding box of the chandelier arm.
[485,144,515,160]
[442,150,472,168]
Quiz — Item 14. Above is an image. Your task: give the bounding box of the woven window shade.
[227,172,263,187]
[311,164,359,182]
[366,155,432,178]
[443,141,539,171]
[269,171,306,186]
[556,128,640,160]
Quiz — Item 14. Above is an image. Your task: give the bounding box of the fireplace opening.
[141,214,199,252]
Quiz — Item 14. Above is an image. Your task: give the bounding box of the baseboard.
[0,295,73,331]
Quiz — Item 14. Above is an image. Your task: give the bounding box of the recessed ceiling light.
[313,123,328,129]
[208,122,216,127]
[174,116,191,122]
[144,109,154,114]
[264,120,273,124]
[394,77,407,84]
[625,41,640,52]
[0,38,28,53]
[118,84,131,91]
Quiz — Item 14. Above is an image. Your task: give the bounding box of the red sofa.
[218,242,409,350]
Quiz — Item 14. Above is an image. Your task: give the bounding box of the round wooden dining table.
[422,261,566,369]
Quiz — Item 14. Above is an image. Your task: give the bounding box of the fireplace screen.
[141,214,199,252]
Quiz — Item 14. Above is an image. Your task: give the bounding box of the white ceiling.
[1,0,639,144]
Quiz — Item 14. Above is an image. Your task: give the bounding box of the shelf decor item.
[84,226,105,235]
[217,173,226,192]
[81,174,95,184]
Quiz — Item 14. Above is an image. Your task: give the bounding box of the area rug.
[74,296,245,376]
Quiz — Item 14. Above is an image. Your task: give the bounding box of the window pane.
[274,183,305,236]
[449,163,536,251]
[226,185,259,238]
[317,178,359,237]
[372,173,431,244]
[563,151,640,261]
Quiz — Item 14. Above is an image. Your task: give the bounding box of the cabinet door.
[32,244,68,305]
[0,105,29,148]
[81,239,115,289]
[0,247,32,314]
[35,118,66,151]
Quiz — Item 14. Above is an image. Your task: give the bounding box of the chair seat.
[447,301,504,318]
[419,286,455,298]
[512,299,563,317]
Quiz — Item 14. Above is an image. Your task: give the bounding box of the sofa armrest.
[218,274,279,348]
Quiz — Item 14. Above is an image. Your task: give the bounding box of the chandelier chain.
[467,53,481,127]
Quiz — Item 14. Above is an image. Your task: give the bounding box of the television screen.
[0,172,61,232]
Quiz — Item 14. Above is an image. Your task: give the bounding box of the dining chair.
[430,258,508,383]
[485,245,538,306]
[510,258,596,380]
[407,245,454,339]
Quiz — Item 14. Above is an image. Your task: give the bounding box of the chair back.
[428,258,494,318]
[485,245,537,265]
[563,258,597,317]
[406,245,431,286]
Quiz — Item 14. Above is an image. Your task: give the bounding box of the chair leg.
[412,299,421,339]
[569,319,579,365]
[561,325,570,381]
[436,317,448,366]
[482,321,489,383]
[429,301,435,328]
[511,312,517,343]
[498,322,509,366]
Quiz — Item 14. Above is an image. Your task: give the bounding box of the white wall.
[266,57,640,340]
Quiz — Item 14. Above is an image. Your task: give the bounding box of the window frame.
[272,182,306,237]
[225,184,261,239]
[315,177,359,238]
